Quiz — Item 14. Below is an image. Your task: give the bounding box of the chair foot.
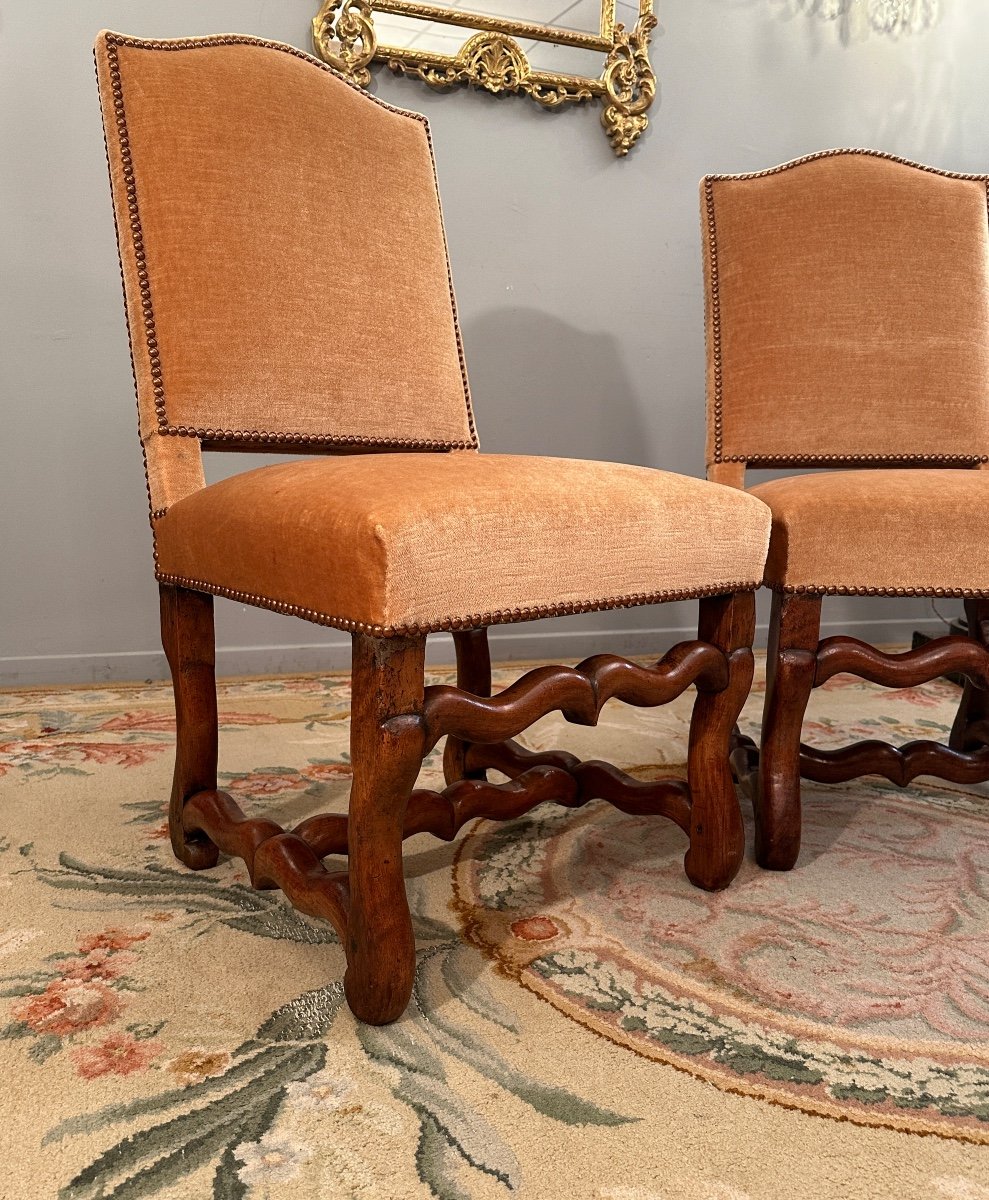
[755,593,821,872]
[683,592,755,891]
[160,584,221,871]
[344,635,427,1025]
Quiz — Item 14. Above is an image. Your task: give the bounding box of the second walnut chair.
[701,148,989,871]
[95,31,771,1025]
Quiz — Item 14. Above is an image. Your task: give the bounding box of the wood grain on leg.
[160,584,220,870]
[344,634,427,1026]
[757,592,821,872]
[684,592,755,891]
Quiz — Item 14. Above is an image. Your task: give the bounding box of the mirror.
[312,1,657,156]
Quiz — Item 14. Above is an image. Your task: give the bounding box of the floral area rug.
[2,658,989,1199]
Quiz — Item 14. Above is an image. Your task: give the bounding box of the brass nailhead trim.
[776,583,989,598]
[423,116,478,448]
[153,573,760,638]
[702,177,724,460]
[704,148,989,469]
[102,31,478,453]
[732,453,989,466]
[174,427,474,450]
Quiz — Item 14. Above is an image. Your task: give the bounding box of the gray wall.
[1,0,982,685]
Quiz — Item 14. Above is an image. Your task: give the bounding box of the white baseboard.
[0,615,947,688]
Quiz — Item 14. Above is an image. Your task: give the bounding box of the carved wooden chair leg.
[756,592,822,871]
[344,634,427,1025]
[950,598,989,752]
[684,592,755,890]
[161,584,221,871]
[443,628,491,785]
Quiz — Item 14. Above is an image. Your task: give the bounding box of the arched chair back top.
[94,31,476,513]
[701,149,989,476]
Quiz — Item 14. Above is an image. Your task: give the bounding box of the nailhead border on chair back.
[702,149,989,474]
[95,31,477,515]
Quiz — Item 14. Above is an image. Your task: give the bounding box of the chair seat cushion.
[750,468,989,596]
[154,452,771,635]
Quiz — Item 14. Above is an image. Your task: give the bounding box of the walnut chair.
[95,30,771,1025]
[700,148,989,872]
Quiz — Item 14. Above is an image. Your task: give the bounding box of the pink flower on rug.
[510,916,561,942]
[305,761,352,780]
[14,979,122,1036]
[73,1032,160,1079]
[148,822,170,841]
[79,927,149,953]
[225,769,307,796]
[97,711,177,733]
[30,741,164,768]
[59,949,135,982]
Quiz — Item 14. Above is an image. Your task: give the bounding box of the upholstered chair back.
[701,150,989,477]
[95,32,477,514]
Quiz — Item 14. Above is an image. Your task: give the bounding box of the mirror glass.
[376,1,606,44]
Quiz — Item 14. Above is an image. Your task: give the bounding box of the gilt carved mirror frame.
[312,0,657,156]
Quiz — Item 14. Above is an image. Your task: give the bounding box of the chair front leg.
[443,628,491,784]
[160,584,221,870]
[345,633,427,1025]
[757,592,822,871]
[684,591,755,891]
[950,598,989,752]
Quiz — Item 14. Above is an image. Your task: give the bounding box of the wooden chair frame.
[732,592,989,871]
[162,583,755,1024]
[702,150,989,872]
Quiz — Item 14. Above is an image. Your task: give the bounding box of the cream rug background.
[1,657,988,1199]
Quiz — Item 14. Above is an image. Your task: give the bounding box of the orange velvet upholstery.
[702,151,989,473]
[701,151,989,877]
[156,453,771,635]
[750,469,989,596]
[702,149,989,595]
[95,31,475,515]
[96,29,772,634]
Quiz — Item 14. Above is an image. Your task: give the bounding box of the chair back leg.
[443,629,492,784]
[756,592,822,871]
[161,584,221,870]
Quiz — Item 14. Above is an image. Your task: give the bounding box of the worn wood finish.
[684,592,755,889]
[163,585,758,1023]
[422,642,728,754]
[756,592,821,872]
[759,597,989,875]
[442,628,492,784]
[161,585,221,870]
[344,635,427,1024]
[951,599,989,751]
[297,765,691,849]
[815,634,989,689]
[464,736,581,778]
[183,789,283,885]
[800,739,989,787]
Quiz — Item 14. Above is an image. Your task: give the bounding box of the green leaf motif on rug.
[28,860,634,1200]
